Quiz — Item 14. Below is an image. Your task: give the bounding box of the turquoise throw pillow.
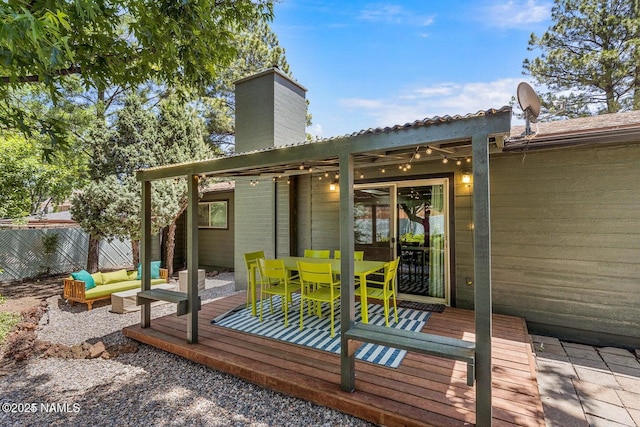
[71,270,96,290]
[151,260,161,279]
[137,261,161,279]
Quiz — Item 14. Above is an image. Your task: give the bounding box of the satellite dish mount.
[517,82,541,136]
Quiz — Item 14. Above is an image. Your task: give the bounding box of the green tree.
[71,95,159,269]
[200,19,311,152]
[0,132,85,219]
[0,0,274,151]
[524,0,640,117]
[71,94,213,274]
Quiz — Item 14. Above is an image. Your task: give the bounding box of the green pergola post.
[473,133,492,425]
[187,173,199,344]
[141,180,152,328]
[339,152,356,392]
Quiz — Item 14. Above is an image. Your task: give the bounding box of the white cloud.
[479,0,551,29]
[338,78,527,128]
[307,123,323,138]
[358,3,435,26]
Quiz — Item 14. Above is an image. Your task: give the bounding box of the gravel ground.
[0,272,375,427]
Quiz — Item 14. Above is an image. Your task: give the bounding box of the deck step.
[137,289,201,316]
[344,323,476,385]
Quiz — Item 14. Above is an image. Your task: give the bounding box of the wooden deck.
[123,293,545,426]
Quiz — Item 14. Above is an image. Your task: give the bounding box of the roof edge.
[503,127,640,152]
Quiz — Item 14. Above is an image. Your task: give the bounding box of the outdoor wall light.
[462,172,472,185]
[329,181,338,191]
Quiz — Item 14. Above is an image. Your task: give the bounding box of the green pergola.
[136,107,511,425]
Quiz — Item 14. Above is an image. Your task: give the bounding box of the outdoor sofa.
[63,264,168,310]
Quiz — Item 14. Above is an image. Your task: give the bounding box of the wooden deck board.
[123,292,545,426]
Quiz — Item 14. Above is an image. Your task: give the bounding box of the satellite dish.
[517,82,541,135]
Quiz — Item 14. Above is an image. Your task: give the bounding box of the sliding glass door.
[355,179,450,305]
[354,185,396,262]
[397,179,449,303]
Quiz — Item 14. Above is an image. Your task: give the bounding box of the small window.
[198,200,228,229]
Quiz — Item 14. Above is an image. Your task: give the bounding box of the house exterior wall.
[296,175,312,256]
[198,191,235,270]
[172,190,235,271]
[276,178,292,258]
[310,176,341,252]
[234,178,275,289]
[482,143,640,348]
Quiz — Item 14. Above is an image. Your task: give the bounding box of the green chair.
[297,261,341,337]
[355,258,399,327]
[303,249,330,259]
[333,250,364,260]
[258,258,301,327]
[243,251,265,312]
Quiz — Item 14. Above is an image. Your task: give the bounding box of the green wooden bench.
[344,323,476,386]
[137,289,201,316]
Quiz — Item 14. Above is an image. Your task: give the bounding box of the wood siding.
[234,178,275,290]
[198,191,235,270]
[486,143,640,347]
[173,190,235,271]
[296,174,312,256]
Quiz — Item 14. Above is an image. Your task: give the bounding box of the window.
[198,201,228,229]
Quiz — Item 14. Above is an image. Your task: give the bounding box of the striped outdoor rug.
[214,293,430,368]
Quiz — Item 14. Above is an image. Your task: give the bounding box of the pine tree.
[524,0,640,116]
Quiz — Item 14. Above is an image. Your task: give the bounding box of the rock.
[89,341,106,359]
[106,341,139,358]
[70,344,85,358]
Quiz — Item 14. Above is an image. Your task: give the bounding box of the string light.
[380,168,386,173]
[442,157,449,164]
[426,147,433,155]
[456,159,462,166]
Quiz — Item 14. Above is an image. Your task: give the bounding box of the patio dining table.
[278,256,387,324]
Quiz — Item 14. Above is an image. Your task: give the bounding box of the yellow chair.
[297,261,341,337]
[355,258,399,326]
[258,258,301,327]
[333,250,364,260]
[243,251,265,311]
[303,249,330,259]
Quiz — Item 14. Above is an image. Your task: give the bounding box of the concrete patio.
[533,335,640,426]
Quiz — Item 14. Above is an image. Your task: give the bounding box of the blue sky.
[271,0,553,138]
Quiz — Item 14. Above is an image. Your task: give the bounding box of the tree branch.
[1,65,82,84]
